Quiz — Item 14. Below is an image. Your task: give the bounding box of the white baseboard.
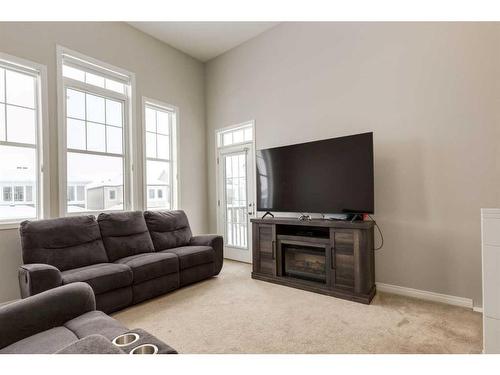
[376,282,474,309]
[473,306,484,313]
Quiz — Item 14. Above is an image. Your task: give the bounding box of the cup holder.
[129,344,159,354]
[112,333,140,347]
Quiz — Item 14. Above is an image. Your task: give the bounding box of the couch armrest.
[190,235,224,275]
[0,282,96,350]
[18,263,63,298]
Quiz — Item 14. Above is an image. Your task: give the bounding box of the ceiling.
[128,22,279,62]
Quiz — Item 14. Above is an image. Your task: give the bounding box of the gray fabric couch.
[1,282,128,354]
[19,210,223,313]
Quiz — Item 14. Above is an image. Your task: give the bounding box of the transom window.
[59,47,133,214]
[0,54,46,223]
[143,99,178,210]
[217,123,253,147]
[62,65,125,94]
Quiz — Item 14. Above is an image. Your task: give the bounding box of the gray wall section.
[205,22,500,307]
[0,22,207,302]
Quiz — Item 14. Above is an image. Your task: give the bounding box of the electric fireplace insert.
[282,244,326,283]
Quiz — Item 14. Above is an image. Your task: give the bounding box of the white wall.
[0,22,207,302]
[205,22,500,307]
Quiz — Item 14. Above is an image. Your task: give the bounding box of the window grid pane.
[6,105,36,144]
[63,65,85,82]
[0,67,5,103]
[0,103,5,141]
[6,70,36,109]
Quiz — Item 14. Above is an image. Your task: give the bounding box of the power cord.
[368,214,384,251]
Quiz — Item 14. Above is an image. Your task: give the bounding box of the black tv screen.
[256,132,374,214]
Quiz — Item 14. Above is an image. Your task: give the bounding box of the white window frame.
[56,46,136,216]
[141,97,179,211]
[0,52,50,229]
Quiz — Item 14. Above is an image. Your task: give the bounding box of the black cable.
[368,214,384,251]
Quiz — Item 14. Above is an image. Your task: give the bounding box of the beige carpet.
[113,260,482,354]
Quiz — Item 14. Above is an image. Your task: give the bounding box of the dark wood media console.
[251,217,376,304]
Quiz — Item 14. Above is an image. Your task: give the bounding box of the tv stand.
[251,217,376,304]
[261,211,274,219]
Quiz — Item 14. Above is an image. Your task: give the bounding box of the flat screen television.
[256,132,374,214]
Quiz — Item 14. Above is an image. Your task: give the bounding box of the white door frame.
[215,121,256,263]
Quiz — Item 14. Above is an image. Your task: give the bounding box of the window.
[58,47,133,214]
[0,53,47,223]
[3,187,12,202]
[217,123,253,147]
[143,98,178,210]
[14,186,24,202]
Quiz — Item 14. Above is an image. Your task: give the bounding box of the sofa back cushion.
[20,216,108,271]
[144,210,192,251]
[97,211,155,262]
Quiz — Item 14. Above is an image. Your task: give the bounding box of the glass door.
[217,142,255,263]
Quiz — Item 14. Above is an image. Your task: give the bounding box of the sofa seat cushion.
[161,246,214,270]
[61,263,133,295]
[64,311,128,340]
[115,253,179,284]
[0,326,77,354]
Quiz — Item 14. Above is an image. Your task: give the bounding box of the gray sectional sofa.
[18,210,223,313]
[0,282,176,354]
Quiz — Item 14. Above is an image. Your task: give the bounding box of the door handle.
[248,202,255,216]
[272,240,276,259]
